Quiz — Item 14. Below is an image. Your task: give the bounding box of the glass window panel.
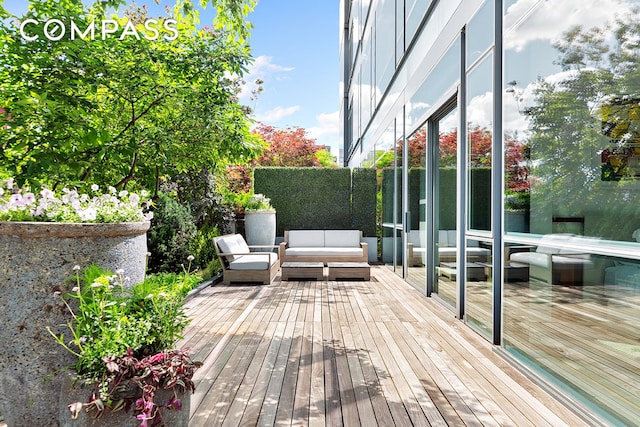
[467,55,493,232]
[503,1,640,423]
[466,0,494,67]
[407,36,461,128]
[465,239,493,339]
[375,0,395,95]
[407,126,427,290]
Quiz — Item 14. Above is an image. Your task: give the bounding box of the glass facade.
[341,0,640,424]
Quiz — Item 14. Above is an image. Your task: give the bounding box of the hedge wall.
[351,168,377,237]
[254,167,376,236]
[382,168,490,231]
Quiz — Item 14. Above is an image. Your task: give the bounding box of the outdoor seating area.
[178,266,587,426]
[214,234,280,285]
[279,229,369,264]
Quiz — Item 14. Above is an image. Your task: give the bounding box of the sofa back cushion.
[217,234,250,261]
[438,230,457,247]
[325,230,361,247]
[288,230,325,247]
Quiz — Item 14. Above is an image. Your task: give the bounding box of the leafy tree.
[253,123,328,167]
[513,12,640,238]
[0,0,261,192]
[225,123,336,194]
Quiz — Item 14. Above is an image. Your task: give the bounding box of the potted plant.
[242,193,276,250]
[0,178,153,425]
[51,263,202,426]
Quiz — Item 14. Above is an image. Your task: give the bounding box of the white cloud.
[308,111,339,139]
[256,105,301,122]
[239,55,294,101]
[504,0,631,52]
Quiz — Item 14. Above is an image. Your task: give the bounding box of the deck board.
[176,266,589,427]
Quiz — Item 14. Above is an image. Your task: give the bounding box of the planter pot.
[244,210,276,251]
[59,374,190,427]
[0,221,150,426]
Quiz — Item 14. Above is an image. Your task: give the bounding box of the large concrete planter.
[0,221,150,426]
[244,210,276,251]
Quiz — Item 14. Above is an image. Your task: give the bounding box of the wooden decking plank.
[308,320,326,427]
[330,284,361,426]
[257,320,296,425]
[274,320,305,425]
[190,316,267,426]
[322,317,342,427]
[180,268,593,427]
[238,321,288,426]
[292,313,314,425]
[339,321,378,426]
[220,321,278,427]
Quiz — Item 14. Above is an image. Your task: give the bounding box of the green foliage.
[49,264,201,422]
[243,193,273,211]
[351,168,377,236]
[189,223,222,273]
[0,0,262,191]
[147,192,197,273]
[49,265,200,380]
[254,167,377,236]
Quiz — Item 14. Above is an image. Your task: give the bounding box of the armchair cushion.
[216,233,250,261]
[229,253,279,270]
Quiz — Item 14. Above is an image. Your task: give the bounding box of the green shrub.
[50,265,201,380]
[147,192,197,273]
[189,223,221,272]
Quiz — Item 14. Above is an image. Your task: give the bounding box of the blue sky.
[3,0,341,153]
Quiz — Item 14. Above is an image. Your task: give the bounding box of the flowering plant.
[49,262,202,426]
[0,178,152,223]
[243,193,274,212]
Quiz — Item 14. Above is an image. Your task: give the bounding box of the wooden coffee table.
[327,262,371,281]
[281,262,324,281]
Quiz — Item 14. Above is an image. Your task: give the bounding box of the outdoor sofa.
[507,233,595,285]
[279,230,368,264]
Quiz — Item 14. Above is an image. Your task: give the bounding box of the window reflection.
[503,2,640,423]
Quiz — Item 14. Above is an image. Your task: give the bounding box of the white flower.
[119,190,128,198]
[72,286,80,292]
[78,208,97,221]
[108,186,117,194]
[73,265,81,271]
[91,184,99,192]
[9,194,23,207]
[116,269,125,275]
[187,255,195,261]
[90,282,103,288]
[40,188,54,199]
[23,193,36,205]
[5,178,13,188]
[0,187,4,196]
[128,193,140,205]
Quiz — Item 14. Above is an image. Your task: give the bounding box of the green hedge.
[351,168,377,236]
[382,168,490,231]
[254,167,376,236]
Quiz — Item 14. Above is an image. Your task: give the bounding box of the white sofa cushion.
[229,252,278,270]
[217,234,250,261]
[285,247,364,257]
[288,230,325,248]
[438,230,457,247]
[325,230,360,247]
[510,251,550,268]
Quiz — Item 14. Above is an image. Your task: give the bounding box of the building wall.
[341,0,640,425]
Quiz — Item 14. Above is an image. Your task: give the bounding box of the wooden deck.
[178,266,588,427]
